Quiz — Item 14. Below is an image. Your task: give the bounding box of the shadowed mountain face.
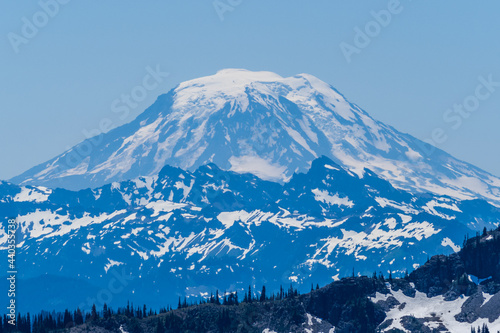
[10,69,500,204]
[2,157,500,314]
[26,228,500,333]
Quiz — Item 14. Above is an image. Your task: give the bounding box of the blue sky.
[1,0,500,180]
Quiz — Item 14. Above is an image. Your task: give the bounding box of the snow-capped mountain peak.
[10,69,500,205]
[171,68,357,122]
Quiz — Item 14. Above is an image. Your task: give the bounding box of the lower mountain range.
[9,224,500,332]
[1,156,499,314]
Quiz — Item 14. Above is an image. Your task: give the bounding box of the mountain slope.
[2,157,500,314]
[10,69,500,204]
[23,228,500,333]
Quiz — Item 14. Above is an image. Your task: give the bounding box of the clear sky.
[1,1,500,180]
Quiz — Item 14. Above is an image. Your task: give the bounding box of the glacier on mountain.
[10,69,500,206]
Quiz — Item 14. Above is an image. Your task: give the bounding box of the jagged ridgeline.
[3,155,500,315]
[6,227,500,333]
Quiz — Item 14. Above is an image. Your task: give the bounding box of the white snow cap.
[173,68,356,120]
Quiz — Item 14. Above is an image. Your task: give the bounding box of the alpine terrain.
[2,69,500,323]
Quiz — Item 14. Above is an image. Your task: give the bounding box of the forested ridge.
[3,226,500,333]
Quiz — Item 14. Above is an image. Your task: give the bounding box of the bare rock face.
[376,296,401,312]
[455,289,486,323]
[455,287,500,324]
[390,279,416,298]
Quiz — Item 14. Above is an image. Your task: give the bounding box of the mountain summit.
[11,69,500,204]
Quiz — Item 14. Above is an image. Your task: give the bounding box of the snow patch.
[441,237,461,252]
[229,155,287,181]
[312,189,354,208]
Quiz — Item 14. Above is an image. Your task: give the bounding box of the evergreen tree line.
[462,227,500,250]
[176,283,299,309]
[0,302,159,333]
[461,226,500,280]
[1,283,300,333]
[470,323,497,333]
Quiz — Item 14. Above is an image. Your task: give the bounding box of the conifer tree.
[91,304,98,321]
[74,308,83,325]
